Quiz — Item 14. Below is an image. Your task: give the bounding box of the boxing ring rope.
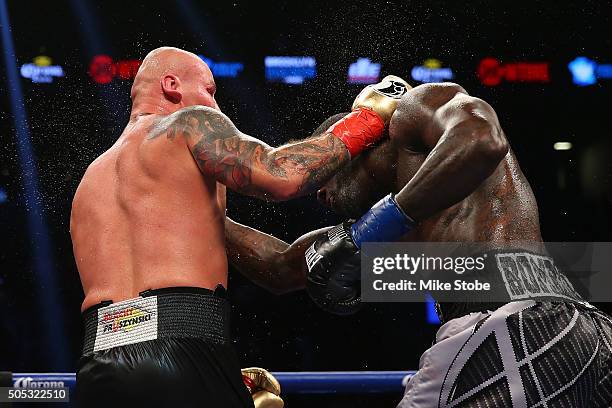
[7,371,416,394]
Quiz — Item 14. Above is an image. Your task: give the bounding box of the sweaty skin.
[226,82,543,292]
[71,47,350,311]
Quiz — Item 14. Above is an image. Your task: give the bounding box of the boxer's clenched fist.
[352,75,411,123]
[306,194,416,315]
[305,222,361,315]
[242,367,284,408]
[327,75,411,158]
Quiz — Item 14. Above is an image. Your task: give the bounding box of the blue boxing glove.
[305,194,415,315]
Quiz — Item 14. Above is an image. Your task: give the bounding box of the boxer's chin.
[329,202,350,218]
[329,196,364,219]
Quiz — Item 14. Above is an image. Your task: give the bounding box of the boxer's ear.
[161,74,182,104]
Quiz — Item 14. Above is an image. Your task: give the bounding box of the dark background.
[1,0,611,406]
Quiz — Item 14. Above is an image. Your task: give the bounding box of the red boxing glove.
[329,75,410,157]
[326,108,385,158]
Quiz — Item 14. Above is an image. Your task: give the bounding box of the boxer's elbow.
[454,98,509,164]
[477,125,509,165]
[268,188,297,202]
[461,119,509,165]
[264,181,302,202]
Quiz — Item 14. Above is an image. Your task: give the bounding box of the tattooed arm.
[155,105,350,201]
[225,217,330,294]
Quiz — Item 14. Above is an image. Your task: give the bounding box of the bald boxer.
[226,82,612,407]
[70,45,409,407]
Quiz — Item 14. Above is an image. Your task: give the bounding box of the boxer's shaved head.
[131,46,218,111]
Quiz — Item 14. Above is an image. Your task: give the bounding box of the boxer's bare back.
[71,113,229,310]
[71,47,350,311]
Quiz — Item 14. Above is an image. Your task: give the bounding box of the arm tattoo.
[156,106,349,200]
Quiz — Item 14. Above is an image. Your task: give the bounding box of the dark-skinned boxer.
[71,45,410,407]
[226,82,612,407]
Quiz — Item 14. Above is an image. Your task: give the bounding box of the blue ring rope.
[11,371,416,394]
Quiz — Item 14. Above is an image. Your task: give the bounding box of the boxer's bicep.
[390,83,468,151]
[168,106,277,195]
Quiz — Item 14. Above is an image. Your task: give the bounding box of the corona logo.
[411,58,454,83]
[20,55,64,83]
[14,377,65,388]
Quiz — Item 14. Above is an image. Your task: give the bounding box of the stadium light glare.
[553,142,573,151]
[0,0,69,369]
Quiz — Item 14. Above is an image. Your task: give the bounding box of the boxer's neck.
[130,95,184,120]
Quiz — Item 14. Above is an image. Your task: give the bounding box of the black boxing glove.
[305,194,416,315]
[305,222,362,315]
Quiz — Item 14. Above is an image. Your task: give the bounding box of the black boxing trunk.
[435,249,586,323]
[76,286,253,408]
